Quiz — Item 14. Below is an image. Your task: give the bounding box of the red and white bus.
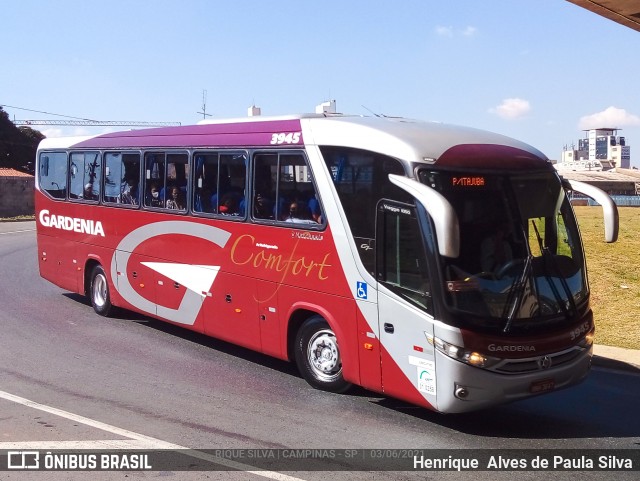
[35,114,618,413]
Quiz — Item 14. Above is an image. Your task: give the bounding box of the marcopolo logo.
[111,221,231,326]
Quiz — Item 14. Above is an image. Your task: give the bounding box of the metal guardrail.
[587,195,640,207]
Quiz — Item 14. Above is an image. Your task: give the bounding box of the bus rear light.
[426,334,500,369]
[363,343,374,350]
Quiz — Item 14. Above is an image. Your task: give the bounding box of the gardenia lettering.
[39,209,105,237]
[488,344,536,352]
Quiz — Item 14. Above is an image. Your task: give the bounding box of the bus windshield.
[418,170,587,331]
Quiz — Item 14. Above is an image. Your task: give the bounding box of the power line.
[1,103,97,121]
[12,120,181,127]
[2,103,181,127]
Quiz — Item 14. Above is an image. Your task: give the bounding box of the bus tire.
[294,316,351,393]
[90,265,113,317]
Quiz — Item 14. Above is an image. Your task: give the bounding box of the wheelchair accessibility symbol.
[356,282,368,300]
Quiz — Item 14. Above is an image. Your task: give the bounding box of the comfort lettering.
[230,234,331,301]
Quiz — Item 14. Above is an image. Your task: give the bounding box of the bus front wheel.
[294,316,351,393]
[90,265,113,317]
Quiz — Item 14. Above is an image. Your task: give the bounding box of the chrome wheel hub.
[308,330,341,380]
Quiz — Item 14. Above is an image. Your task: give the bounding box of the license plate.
[530,379,555,393]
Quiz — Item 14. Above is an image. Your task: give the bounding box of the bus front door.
[378,291,437,409]
[376,200,437,409]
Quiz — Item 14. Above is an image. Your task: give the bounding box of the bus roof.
[37,114,548,168]
[301,116,548,168]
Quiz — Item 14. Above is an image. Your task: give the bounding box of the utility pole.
[197,90,212,120]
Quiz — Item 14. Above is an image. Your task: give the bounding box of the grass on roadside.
[575,206,640,350]
[0,214,35,222]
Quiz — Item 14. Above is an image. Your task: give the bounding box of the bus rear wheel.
[294,316,351,393]
[90,265,113,317]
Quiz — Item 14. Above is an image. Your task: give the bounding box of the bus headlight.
[426,334,500,369]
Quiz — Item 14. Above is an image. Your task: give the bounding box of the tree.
[0,106,44,174]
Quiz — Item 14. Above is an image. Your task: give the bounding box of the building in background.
[0,168,34,217]
[559,128,631,171]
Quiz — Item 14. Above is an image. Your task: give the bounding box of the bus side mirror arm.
[565,179,619,243]
[388,174,460,258]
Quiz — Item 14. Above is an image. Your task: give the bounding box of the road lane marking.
[0,229,35,235]
[0,389,306,481]
[0,440,163,449]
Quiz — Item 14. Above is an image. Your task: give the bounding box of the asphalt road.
[1,221,639,480]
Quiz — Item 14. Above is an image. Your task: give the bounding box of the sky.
[2,0,639,164]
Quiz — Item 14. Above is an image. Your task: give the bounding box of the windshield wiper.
[501,254,533,333]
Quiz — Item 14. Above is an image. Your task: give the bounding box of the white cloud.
[435,26,454,37]
[489,98,531,120]
[435,25,477,37]
[578,106,640,130]
[462,26,477,37]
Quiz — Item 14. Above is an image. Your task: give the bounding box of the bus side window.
[193,153,218,213]
[144,152,166,208]
[218,153,247,217]
[104,152,140,206]
[166,153,188,211]
[377,202,433,314]
[144,151,189,210]
[252,153,277,220]
[192,151,246,217]
[252,151,323,225]
[38,152,67,199]
[69,151,101,202]
[120,153,141,206]
[319,147,409,275]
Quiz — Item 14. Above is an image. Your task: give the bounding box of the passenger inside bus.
[118,176,139,205]
[307,195,322,222]
[285,201,316,224]
[166,186,186,210]
[83,183,97,201]
[218,192,242,215]
[253,192,273,219]
[147,183,164,208]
